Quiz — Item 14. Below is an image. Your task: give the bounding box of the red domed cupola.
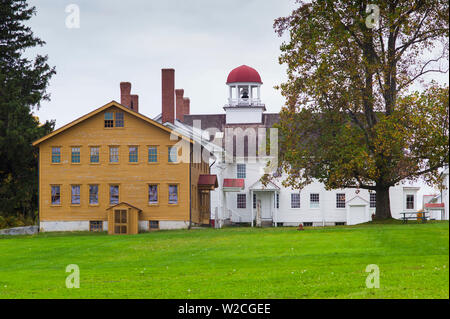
[226,65,262,84]
[225,65,264,108]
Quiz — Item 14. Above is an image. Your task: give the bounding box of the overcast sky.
[27,0,297,128]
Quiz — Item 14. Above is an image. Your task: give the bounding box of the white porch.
[249,180,280,227]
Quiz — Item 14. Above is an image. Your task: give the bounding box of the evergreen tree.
[0,0,55,222]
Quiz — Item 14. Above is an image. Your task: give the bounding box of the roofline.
[32,101,193,146]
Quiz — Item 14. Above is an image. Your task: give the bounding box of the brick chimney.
[162,69,175,124]
[183,97,190,117]
[130,94,139,112]
[120,82,131,107]
[120,82,139,112]
[175,89,185,122]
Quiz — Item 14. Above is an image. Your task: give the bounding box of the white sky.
[27,0,297,127]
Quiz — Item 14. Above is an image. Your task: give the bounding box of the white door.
[348,205,367,225]
[258,193,272,221]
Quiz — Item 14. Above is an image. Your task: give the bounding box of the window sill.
[128,162,140,165]
[51,163,62,165]
[71,163,81,165]
[147,162,159,165]
[108,162,120,165]
[70,204,81,207]
[89,204,100,207]
[148,203,159,207]
[168,203,179,206]
[50,204,62,207]
[89,163,100,165]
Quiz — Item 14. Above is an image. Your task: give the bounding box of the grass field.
[0,221,448,299]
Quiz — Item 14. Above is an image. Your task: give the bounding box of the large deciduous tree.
[0,1,55,221]
[272,0,449,219]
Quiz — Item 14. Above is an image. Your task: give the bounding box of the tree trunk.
[374,186,392,220]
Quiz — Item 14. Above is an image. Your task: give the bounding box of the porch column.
[223,191,227,227]
[251,189,254,227]
[274,191,278,227]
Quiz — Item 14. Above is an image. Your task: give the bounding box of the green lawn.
[0,222,448,299]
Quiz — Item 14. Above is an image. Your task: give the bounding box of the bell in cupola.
[241,89,249,99]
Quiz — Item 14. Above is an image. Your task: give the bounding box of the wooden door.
[114,209,128,234]
[199,190,210,224]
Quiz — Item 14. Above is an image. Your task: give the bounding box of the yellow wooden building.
[33,99,217,234]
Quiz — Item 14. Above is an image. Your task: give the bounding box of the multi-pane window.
[110,185,119,205]
[406,194,415,210]
[71,147,80,163]
[237,194,246,209]
[168,185,178,204]
[129,146,138,162]
[168,146,177,163]
[51,185,60,205]
[310,193,320,208]
[109,146,119,163]
[104,112,114,127]
[370,193,377,208]
[115,112,124,127]
[90,147,99,163]
[237,164,246,178]
[90,221,103,232]
[148,146,157,163]
[52,147,61,163]
[253,193,257,209]
[336,193,346,208]
[71,185,80,205]
[291,193,301,208]
[150,220,159,229]
[148,185,158,204]
[89,185,99,205]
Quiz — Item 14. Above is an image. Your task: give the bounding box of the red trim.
[223,178,245,188]
[425,203,445,208]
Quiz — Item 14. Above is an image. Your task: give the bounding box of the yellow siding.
[38,106,191,224]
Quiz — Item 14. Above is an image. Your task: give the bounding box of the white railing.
[226,98,264,107]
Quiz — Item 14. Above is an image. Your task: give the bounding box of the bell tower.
[224,65,266,124]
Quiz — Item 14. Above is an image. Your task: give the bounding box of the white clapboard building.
[161,65,447,226]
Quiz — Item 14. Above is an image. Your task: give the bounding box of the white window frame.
[237,163,246,179]
[336,193,346,208]
[237,193,246,209]
[291,193,300,208]
[310,193,320,208]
